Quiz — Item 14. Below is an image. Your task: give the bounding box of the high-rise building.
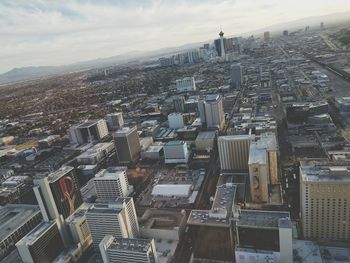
[264,31,270,42]
[175,77,196,93]
[113,126,141,165]
[248,132,279,203]
[106,113,124,131]
[283,30,289,36]
[68,119,109,145]
[168,113,185,129]
[203,94,225,130]
[99,236,158,263]
[0,204,42,261]
[300,160,350,241]
[173,96,185,113]
[219,30,225,58]
[16,220,66,263]
[218,135,255,170]
[33,166,83,221]
[94,167,132,202]
[86,198,139,250]
[230,63,242,88]
[214,38,227,57]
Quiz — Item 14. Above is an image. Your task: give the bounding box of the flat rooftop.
[165,140,186,146]
[78,120,99,128]
[237,210,290,229]
[108,237,152,252]
[47,166,74,182]
[196,131,216,140]
[218,135,255,141]
[94,166,126,180]
[300,160,350,182]
[0,204,41,241]
[248,144,267,165]
[19,221,54,246]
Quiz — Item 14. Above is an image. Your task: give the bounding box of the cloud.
[0,0,349,73]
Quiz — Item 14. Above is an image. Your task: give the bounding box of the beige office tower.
[86,198,139,250]
[113,126,141,165]
[218,135,255,171]
[248,132,279,202]
[99,236,158,263]
[300,160,350,241]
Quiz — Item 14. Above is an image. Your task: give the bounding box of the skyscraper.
[33,166,83,221]
[264,31,271,42]
[219,30,225,58]
[218,135,255,170]
[173,95,185,113]
[68,119,109,145]
[16,220,65,263]
[94,167,132,202]
[230,63,242,88]
[113,126,141,165]
[106,112,124,131]
[99,236,158,263]
[203,94,225,130]
[300,160,350,241]
[86,198,139,251]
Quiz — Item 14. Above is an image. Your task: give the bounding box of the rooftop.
[108,237,152,252]
[77,120,100,129]
[165,140,186,146]
[0,204,41,241]
[18,221,54,246]
[300,160,350,182]
[94,166,127,180]
[237,210,290,229]
[218,134,255,141]
[47,166,74,182]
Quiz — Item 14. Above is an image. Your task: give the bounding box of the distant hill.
[1,10,350,85]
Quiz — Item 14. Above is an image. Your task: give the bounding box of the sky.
[0,0,349,74]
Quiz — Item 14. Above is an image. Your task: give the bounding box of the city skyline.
[1,0,350,74]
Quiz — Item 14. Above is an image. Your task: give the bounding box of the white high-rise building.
[68,119,109,145]
[94,167,132,201]
[99,236,158,263]
[86,198,139,250]
[106,112,124,131]
[218,135,255,170]
[168,113,185,129]
[300,160,350,241]
[203,94,225,130]
[175,77,196,93]
[230,63,242,88]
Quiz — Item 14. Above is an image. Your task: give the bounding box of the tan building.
[300,159,350,241]
[218,135,255,171]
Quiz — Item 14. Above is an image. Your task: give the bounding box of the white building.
[68,119,109,145]
[218,135,255,170]
[230,63,242,88]
[99,236,158,263]
[86,198,139,251]
[176,77,196,93]
[106,112,124,131]
[203,95,225,130]
[94,167,132,201]
[168,113,185,129]
[163,141,189,164]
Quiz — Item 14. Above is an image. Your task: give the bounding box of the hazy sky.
[0,0,349,74]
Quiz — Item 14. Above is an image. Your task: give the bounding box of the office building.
[113,126,141,165]
[163,141,189,164]
[86,198,139,250]
[248,133,279,202]
[76,142,115,165]
[168,113,185,129]
[230,63,242,88]
[0,204,42,261]
[94,167,132,202]
[235,211,292,263]
[68,119,109,145]
[283,30,289,36]
[33,166,83,221]
[16,220,66,263]
[264,31,270,42]
[202,94,225,130]
[300,159,350,241]
[66,204,93,252]
[175,77,196,93]
[99,236,158,263]
[106,112,124,131]
[173,95,185,113]
[218,135,255,171]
